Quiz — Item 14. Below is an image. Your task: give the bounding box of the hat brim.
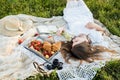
[0,15,33,37]
[0,24,24,36]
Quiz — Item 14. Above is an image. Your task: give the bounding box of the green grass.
[25,70,59,80]
[84,0,120,36]
[93,59,120,80]
[0,0,66,18]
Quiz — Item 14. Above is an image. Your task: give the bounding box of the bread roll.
[52,42,61,52]
[43,41,52,52]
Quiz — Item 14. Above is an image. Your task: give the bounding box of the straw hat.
[0,15,33,36]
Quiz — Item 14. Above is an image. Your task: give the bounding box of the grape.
[45,59,63,70]
[62,32,72,41]
[52,64,57,69]
[53,59,59,65]
[46,64,52,70]
[57,62,63,70]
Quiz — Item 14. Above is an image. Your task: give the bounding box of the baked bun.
[43,41,52,52]
[52,42,61,52]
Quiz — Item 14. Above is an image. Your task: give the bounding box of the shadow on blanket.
[60,41,116,63]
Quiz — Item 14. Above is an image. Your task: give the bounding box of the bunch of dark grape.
[45,59,63,70]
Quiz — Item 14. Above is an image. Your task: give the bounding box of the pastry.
[52,42,61,52]
[43,41,52,52]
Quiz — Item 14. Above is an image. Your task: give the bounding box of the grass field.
[85,0,120,37]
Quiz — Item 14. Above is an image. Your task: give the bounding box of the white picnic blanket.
[0,14,120,80]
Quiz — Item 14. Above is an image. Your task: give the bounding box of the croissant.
[43,41,52,52]
[52,42,61,52]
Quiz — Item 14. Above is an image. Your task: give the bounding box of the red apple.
[18,39,24,44]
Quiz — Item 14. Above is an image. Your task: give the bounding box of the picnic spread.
[0,14,120,80]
